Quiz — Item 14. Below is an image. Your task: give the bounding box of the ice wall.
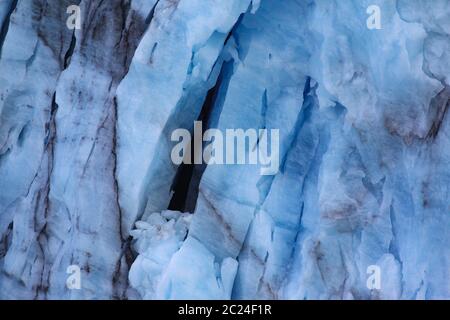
[126,0,449,300]
[0,0,448,299]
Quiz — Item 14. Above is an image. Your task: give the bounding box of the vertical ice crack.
[0,0,17,59]
[34,93,59,299]
[166,11,247,213]
[111,0,161,298]
[426,85,450,141]
[168,58,235,213]
[0,222,13,259]
[112,98,135,297]
[63,31,76,69]
[388,203,404,297]
[165,3,253,213]
[145,0,160,25]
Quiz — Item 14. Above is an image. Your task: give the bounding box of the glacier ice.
[0,0,449,300]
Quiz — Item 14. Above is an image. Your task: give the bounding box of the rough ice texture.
[0,0,449,299]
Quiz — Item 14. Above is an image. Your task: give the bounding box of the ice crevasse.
[0,0,448,299]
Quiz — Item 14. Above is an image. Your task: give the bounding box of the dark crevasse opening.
[0,0,18,58]
[168,58,235,213]
[165,6,252,214]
